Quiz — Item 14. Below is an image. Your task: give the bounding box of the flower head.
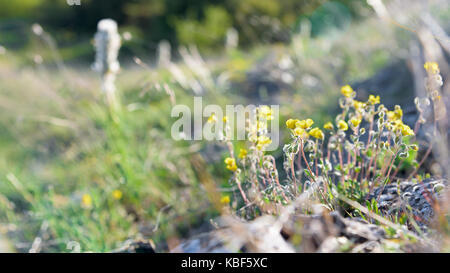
[386,111,396,121]
[286,119,298,129]
[341,85,354,98]
[82,194,92,208]
[350,117,361,128]
[309,127,324,140]
[368,94,380,105]
[259,106,274,120]
[223,116,228,123]
[338,120,348,131]
[400,124,414,136]
[112,189,123,200]
[353,100,365,110]
[324,122,334,130]
[424,62,439,74]
[294,127,309,139]
[394,105,403,119]
[207,113,217,123]
[238,148,248,159]
[220,195,230,204]
[256,120,267,131]
[224,157,237,171]
[296,118,314,129]
[257,136,272,145]
[386,107,403,121]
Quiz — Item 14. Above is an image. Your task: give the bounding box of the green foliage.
[174,6,232,51]
[0,62,226,252]
[0,0,369,52]
[0,0,43,18]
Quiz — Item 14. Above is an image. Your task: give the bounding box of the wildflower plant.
[212,62,445,221]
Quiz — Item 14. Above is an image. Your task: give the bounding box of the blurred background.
[0,0,449,252]
[0,0,364,59]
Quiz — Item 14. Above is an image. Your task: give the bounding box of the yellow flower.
[410,144,419,151]
[220,195,230,205]
[296,118,314,129]
[353,100,365,110]
[238,148,248,159]
[257,136,272,145]
[81,194,92,208]
[295,120,305,128]
[256,120,267,131]
[350,117,361,128]
[112,189,123,200]
[389,119,413,137]
[386,111,396,121]
[207,113,217,123]
[338,120,348,131]
[294,127,309,139]
[394,106,403,119]
[308,127,324,140]
[341,85,354,98]
[223,116,228,123]
[424,62,439,74]
[368,94,380,105]
[324,122,334,130]
[400,124,414,136]
[224,157,234,165]
[286,119,298,129]
[387,107,402,121]
[224,157,237,171]
[259,106,274,120]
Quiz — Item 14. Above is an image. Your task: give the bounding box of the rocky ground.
[115,179,447,253]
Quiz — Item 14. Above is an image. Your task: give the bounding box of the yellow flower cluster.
[293,127,309,139]
[286,118,323,140]
[401,124,414,136]
[259,106,274,120]
[341,84,354,98]
[353,100,366,111]
[286,118,297,129]
[238,148,248,159]
[324,122,334,130]
[207,113,217,123]
[297,119,314,129]
[82,194,92,208]
[386,106,403,121]
[224,157,237,171]
[350,117,361,128]
[388,119,414,136]
[424,61,439,74]
[286,118,314,130]
[338,120,348,131]
[112,189,123,200]
[322,119,356,132]
[309,127,324,140]
[368,94,380,105]
[256,119,267,130]
[220,195,230,204]
[256,136,272,150]
[341,84,380,108]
